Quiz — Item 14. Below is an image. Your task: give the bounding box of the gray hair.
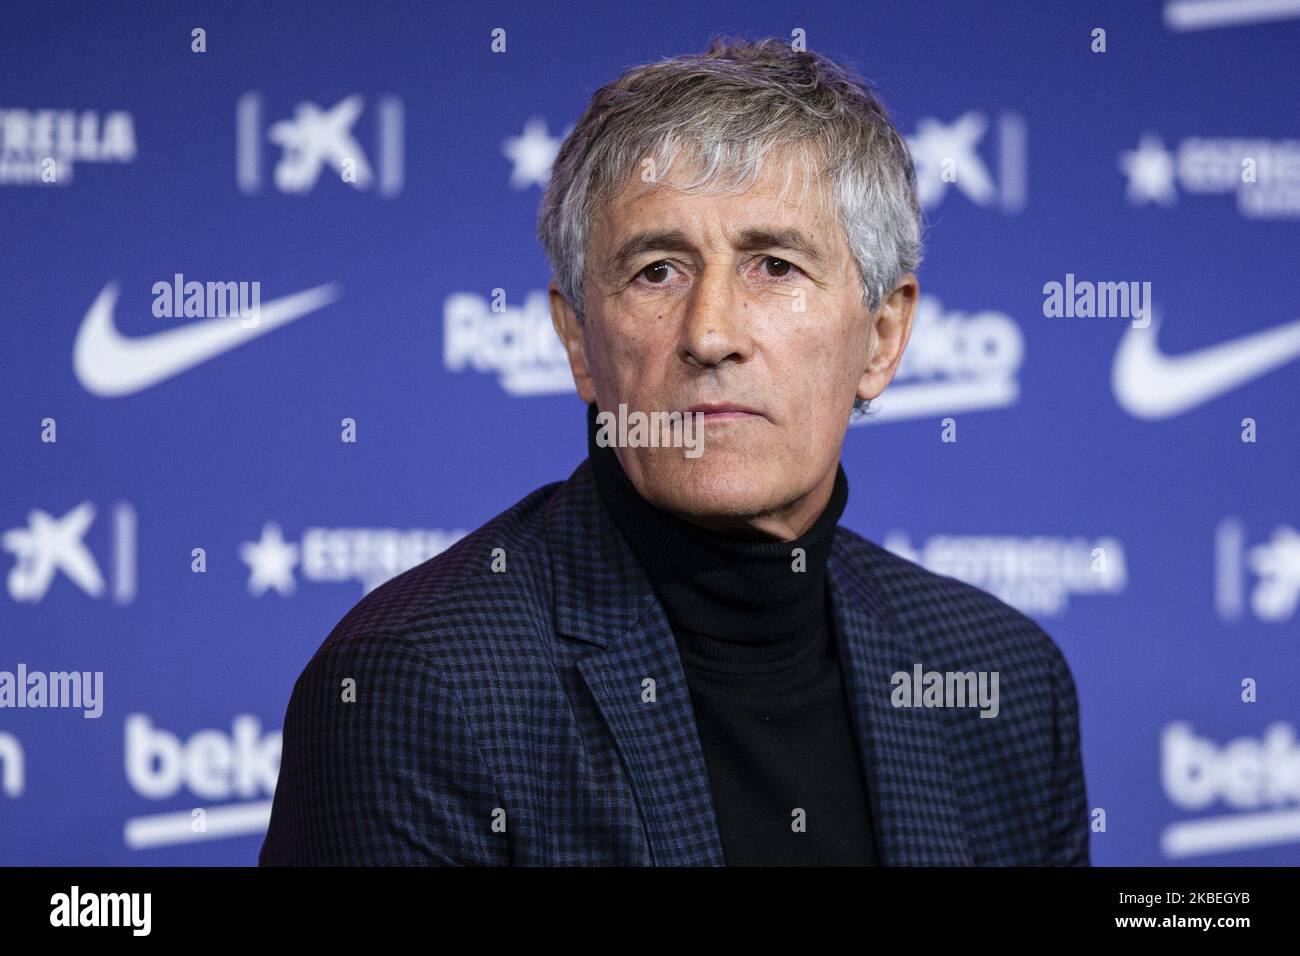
[537,35,923,416]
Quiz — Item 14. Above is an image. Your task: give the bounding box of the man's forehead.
[594,163,841,257]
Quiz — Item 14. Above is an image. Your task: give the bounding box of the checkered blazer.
[259,458,1090,866]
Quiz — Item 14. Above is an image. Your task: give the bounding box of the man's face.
[551,148,917,539]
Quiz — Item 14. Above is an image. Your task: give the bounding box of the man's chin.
[641,472,782,528]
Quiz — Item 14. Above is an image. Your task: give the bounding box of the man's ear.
[857,273,919,402]
[549,280,597,404]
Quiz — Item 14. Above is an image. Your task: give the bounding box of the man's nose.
[681,265,746,366]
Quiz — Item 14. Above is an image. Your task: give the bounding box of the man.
[260,36,1089,866]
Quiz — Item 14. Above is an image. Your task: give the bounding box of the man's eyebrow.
[734,227,827,266]
[606,230,696,275]
[605,226,827,275]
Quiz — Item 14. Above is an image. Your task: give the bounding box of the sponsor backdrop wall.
[2,0,1297,866]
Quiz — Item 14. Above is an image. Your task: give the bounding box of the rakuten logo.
[123,713,280,849]
[442,289,572,395]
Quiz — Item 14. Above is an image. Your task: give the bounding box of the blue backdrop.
[3,0,1298,866]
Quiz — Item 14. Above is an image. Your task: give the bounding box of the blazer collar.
[545,459,971,865]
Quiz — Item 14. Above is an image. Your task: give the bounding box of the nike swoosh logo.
[74,280,341,397]
[1112,311,1300,420]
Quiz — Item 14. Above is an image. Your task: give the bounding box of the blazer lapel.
[828,537,974,865]
[575,604,726,866]
[547,461,725,866]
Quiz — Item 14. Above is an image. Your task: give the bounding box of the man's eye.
[762,256,796,278]
[638,261,673,284]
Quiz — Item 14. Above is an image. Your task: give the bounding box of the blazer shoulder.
[313,478,565,663]
[832,525,1073,678]
[834,527,1089,864]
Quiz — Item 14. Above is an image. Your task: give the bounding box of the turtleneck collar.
[585,401,849,666]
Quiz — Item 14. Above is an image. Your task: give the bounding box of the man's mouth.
[683,402,764,420]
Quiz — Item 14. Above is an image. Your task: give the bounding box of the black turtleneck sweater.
[586,403,878,866]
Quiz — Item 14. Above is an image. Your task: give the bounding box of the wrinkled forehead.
[592,137,840,240]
